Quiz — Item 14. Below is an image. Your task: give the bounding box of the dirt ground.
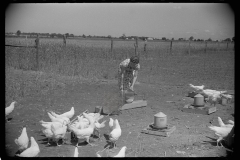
[5,78,234,157]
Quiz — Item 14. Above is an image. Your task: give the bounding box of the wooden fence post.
[26,35,28,47]
[188,40,191,55]
[63,34,66,46]
[144,40,147,58]
[134,37,138,57]
[35,34,39,70]
[111,39,113,52]
[111,39,114,59]
[204,41,207,53]
[170,41,173,54]
[74,51,78,76]
[144,42,147,52]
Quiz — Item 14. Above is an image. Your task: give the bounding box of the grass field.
[5,37,234,103]
[5,37,234,157]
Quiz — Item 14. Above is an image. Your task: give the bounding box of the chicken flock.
[6,103,125,157]
[5,83,234,157]
[189,84,233,106]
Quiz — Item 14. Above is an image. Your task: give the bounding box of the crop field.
[5,37,234,157]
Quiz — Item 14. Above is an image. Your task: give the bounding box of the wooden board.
[208,107,217,114]
[119,100,147,110]
[141,126,176,137]
[180,104,217,115]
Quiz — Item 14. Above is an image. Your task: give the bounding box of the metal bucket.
[194,94,204,107]
[154,112,167,129]
[221,98,227,106]
[124,89,136,103]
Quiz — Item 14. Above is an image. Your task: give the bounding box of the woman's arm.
[119,67,125,90]
[129,70,138,91]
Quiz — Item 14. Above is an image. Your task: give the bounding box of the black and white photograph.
[5,3,234,157]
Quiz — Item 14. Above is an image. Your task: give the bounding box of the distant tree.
[178,38,183,41]
[121,33,126,39]
[82,34,86,38]
[50,33,56,38]
[107,35,111,39]
[232,37,235,42]
[64,33,68,38]
[224,38,231,42]
[189,36,194,41]
[70,34,74,37]
[57,33,62,38]
[162,37,166,41]
[16,30,21,36]
[207,38,212,41]
[171,38,174,41]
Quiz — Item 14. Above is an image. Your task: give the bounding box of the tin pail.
[194,94,204,107]
[221,98,227,106]
[154,112,167,128]
[124,89,135,103]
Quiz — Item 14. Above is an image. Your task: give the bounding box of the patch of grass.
[5,38,234,103]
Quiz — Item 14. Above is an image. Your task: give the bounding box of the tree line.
[5,30,234,42]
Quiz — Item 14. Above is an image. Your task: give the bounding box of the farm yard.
[5,37,234,157]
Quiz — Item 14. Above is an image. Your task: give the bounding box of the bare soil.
[5,79,234,157]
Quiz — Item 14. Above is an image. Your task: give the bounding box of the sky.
[5,3,235,41]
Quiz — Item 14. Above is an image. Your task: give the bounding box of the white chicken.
[221,94,233,99]
[189,84,205,91]
[113,146,127,157]
[16,137,40,157]
[109,118,114,129]
[40,120,67,129]
[95,120,106,129]
[82,112,95,123]
[94,120,107,139]
[68,113,97,147]
[108,119,122,149]
[74,147,79,157]
[96,146,110,157]
[209,117,234,147]
[5,101,16,121]
[208,125,233,147]
[50,107,74,119]
[217,117,234,128]
[47,112,70,124]
[83,112,106,138]
[93,113,101,120]
[86,113,95,117]
[228,120,234,125]
[206,93,222,106]
[42,128,54,145]
[15,127,29,152]
[95,115,104,123]
[51,123,68,146]
[96,146,127,157]
[72,120,89,129]
[200,89,227,98]
[40,121,65,145]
